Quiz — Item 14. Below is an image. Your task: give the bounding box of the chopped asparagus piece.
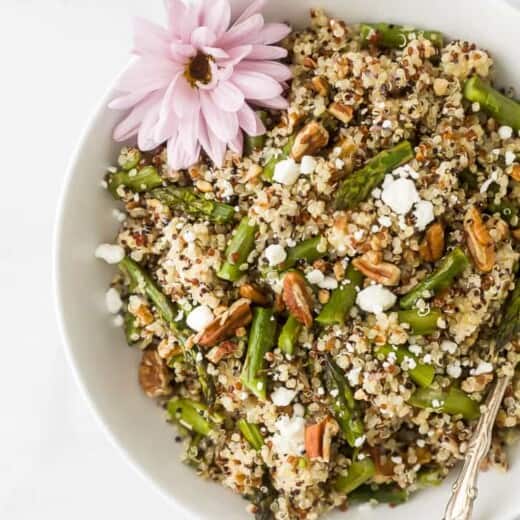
[278,315,302,356]
[464,75,520,131]
[360,23,443,49]
[241,308,277,400]
[334,458,376,494]
[348,484,409,504]
[417,468,443,487]
[108,165,163,199]
[167,398,221,436]
[280,236,327,270]
[408,386,480,420]
[237,419,264,450]
[400,247,469,310]
[118,147,142,171]
[334,141,414,210]
[496,278,520,348]
[397,308,443,335]
[123,311,141,345]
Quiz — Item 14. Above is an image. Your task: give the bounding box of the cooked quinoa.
[98,9,520,519]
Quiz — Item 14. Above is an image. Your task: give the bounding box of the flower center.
[186,52,212,87]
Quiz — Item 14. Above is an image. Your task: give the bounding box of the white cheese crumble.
[381,176,420,214]
[441,340,458,354]
[186,305,214,332]
[356,285,397,314]
[271,415,305,456]
[273,158,300,185]
[354,435,366,447]
[505,150,516,166]
[306,269,325,285]
[318,276,338,290]
[378,215,392,228]
[472,361,493,375]
[498,125,513,140]
[271,387,297,407]
[300,155,317,174]
[413,200,435,231]
[409,344,422,356]
[347,367,361,386]
[95,244,125,264]
[447,362,462,379]
[264,244,287,267]
[293,403,305,417]
[105,288,122,314]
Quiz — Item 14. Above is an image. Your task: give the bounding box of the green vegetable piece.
[409,386,480,420]
[397,308,443,335]
[185,345,216,405]
[334,458,376,494]
[348,484,409,504]
[108,165,163,199]
[241,308,277,400]
[123,311,141,345]
[150,186,235,224]
[360,23,443,49]
[375,344,435,388]
[278,315,302,356]
[117,147,142,171]
[317,265,363,325]
[245,113,268,155]
[280,236,327,271]
[464,75,520,131]
[417,468,443,487]
[237,419,264,450]
[400,247,469,310]
[262,135,295,181]
[218,217,258,282]
[496,278,520,348]
[167,398,220,436]
[334,141,414,210]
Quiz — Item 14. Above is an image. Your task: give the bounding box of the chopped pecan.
[419,222,445,262]
[303,56,317,69]
[291,121,329,162]
[274,292,285,313]
[138,349,172,398]
[509,164,520,182]
[282,271,314,327]
[206,341,238,364]
[239,283,269,305]
[304,417,338,461]
[464,206,496,273]
[311,76,329,96]
[328,102,354,125]
[352,251,401,286]
[461,373,494,393]
[196,298,252,348]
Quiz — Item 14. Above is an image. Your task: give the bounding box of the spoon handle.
[443,376,510,520]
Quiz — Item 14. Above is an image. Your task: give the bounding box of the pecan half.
[138,349,172,398]
[464,206,496,273]
[419,222,445,262]
[304,417,338,461]
[311,76,329,96]
[352,251,401,286]
[282,271,314,327]
[328,102,354,124]
[291,121,329,162]
[239,283,269,305]
[509,164,520,182]
[196,298,252,348]
[206,341,238,364]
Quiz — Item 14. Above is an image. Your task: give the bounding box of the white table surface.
[0,1,183,518]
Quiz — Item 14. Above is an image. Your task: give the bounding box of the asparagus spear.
[408,386,480,420]
[184,345,216,405]
[262,135,295,181]
[417,468,443,487]
[108,165,163,199]
[218,217,258,282]
[464,75,520,131]
[324,355,365,447]
[496,278,520,348]
[400,247,469,310]
[375,344,435,388]
[316,265,363,325]
[397,308,443,335]
[117,147,142,171]
[123,311,141,345]
[150,186,235,224]
[333,141,414,210]
[167,398,222,436]
[280,236,327,271]
[237,419,264,450]
[348,483,409,504]
[278,315,302,356]
[185,433,204,468]
[241,308,277,400]
[360,23,443,49]
[334,458,376,494]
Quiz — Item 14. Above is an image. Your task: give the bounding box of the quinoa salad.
[96,9,520,519]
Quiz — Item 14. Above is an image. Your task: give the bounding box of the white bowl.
[54,1,520,518]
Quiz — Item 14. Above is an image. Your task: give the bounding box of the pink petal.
[237,60,292,82]
[200,91,238,142]
[233,0,266,25]
[228,130,244,156]
[237,104,266,136]
[209,80,244,112]
[198,114,226,167]
[109,90,151,110]
[170,41,196,62]
[218,45,252,66]
[155,72,183,142]
[177,1,203,42]
[178,107,201,156]
[165,0,187,40]
[231,70,283,100]
[201,0,231,38]
[191,26,217,49]
[115,57,181,94]
[253,23,292,45]
[133,18,171,57]
[218,13,264,48]
[247,45,288,60]
[138,104,162,151]
[167,133,201,170]
[202,46,229,60]
[252,95,289,110]
[173,76,200,117]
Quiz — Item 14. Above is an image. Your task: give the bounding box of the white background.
[0,1,183,519]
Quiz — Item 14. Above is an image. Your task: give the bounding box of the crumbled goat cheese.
[498,125,513,140]
[265,244,287,266]
[105,288,123,314]
[271,415,306,456]
[186,305,214,332]
[273,158,300,185]
[447,362,462,379]
[378,215,392,227]
[347,367,361,386]
[441,340,458,354]
[356,285,397,314]
[382,176,420,214]
[306,269,325,285]
[409,344,422,356]
[293,403,305,417]
[413,200,435,230]
[505,150,516,166]
[271,387,297,407]
[354,435,366,447]
[300,155,317,174]
[318,276,338,290]
[95,244,125,264]
[472,361,493,375]
[382,120,393,129]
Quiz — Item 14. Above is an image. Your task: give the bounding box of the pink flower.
[110,0,292,170]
